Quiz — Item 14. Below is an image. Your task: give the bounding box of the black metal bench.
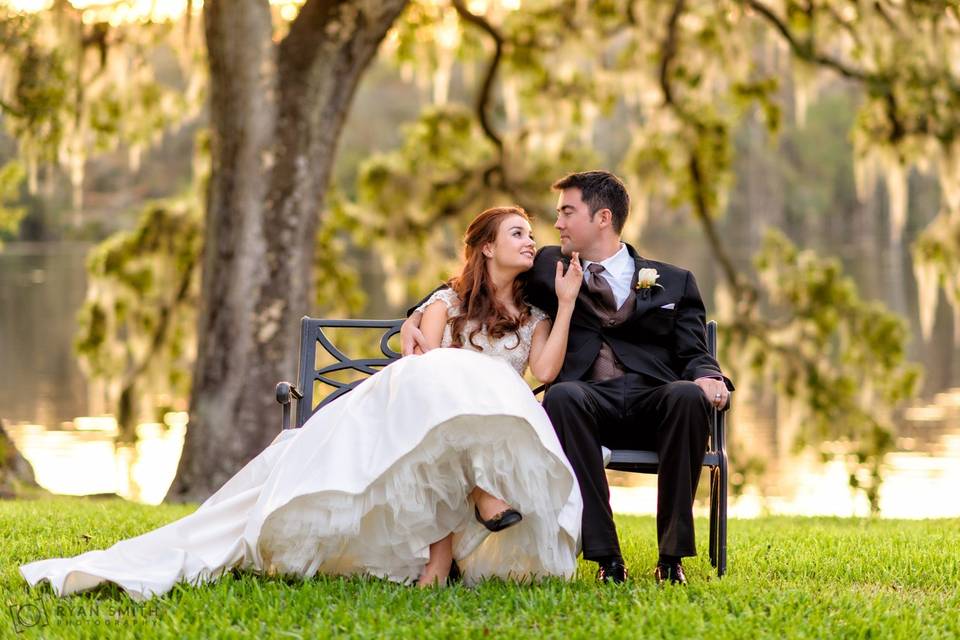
[275,317,728,577]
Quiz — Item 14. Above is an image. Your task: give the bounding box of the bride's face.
[484,214,536,272]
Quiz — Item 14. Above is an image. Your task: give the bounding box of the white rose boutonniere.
[635,268,663,298]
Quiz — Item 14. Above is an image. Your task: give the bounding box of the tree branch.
[743,0,877,83]
[281,0,349,77]
[822,2,865,50]
[658,0,686,111]
[657,0,749,297]
[0,98,25,118]
[117,245,198,439]
[741,0,959,143]
[185,0,195,47]
[686,154,749,297]
[451,0,504,155]
[871,0,902,36]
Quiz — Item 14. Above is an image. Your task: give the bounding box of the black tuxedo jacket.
[407,243,733,390]
[523,245,732,389]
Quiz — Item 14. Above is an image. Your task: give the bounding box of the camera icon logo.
[8,600,49,633]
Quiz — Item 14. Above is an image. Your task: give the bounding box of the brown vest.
[578,284,637,381]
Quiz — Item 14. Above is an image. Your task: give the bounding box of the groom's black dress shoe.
[654,562,687,586]
[475,506,523,532]
[596,560,628,584]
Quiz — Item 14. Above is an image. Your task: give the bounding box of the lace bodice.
[418,288,549,375]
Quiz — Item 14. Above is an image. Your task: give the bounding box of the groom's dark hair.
[552,170,630,233]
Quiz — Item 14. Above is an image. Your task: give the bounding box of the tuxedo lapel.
[627,245,664,317]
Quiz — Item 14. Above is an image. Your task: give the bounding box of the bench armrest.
[276,382,303,430]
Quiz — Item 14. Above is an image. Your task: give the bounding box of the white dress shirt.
[580,243,635,310]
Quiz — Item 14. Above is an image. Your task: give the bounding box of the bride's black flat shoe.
[475,505,523,532]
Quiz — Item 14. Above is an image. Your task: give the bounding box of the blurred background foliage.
[2,0,960,511]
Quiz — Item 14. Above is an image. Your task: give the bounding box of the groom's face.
[555,188,601,256]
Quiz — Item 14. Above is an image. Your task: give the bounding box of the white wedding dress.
[20,289,582,601]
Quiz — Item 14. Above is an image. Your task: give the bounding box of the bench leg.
[709,466,719,568]
[717,454,728,577]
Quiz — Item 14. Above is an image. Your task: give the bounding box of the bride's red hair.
[448,206,532,350]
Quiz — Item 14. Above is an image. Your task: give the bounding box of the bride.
[20,206,585,600]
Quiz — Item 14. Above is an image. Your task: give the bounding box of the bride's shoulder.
[527,304,550,326]
[424,286,461,310]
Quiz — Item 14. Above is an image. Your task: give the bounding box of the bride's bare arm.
[418,301,449,352]
[528,252,582,383]
[527,301,574,384]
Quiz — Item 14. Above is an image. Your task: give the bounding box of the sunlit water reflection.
[6,414,186,505]
[7,408,960,517]
[2,243,959,516]
[609,440,960,519]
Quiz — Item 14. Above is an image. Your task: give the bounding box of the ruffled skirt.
[20,348,583,601]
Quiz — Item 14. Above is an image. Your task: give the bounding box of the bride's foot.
[417,533,453,588]
[471,487,522,532]
[471,487,514,522]
[417,564,450,588]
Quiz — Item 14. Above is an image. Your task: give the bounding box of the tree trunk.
[167,0,408,503]
[1,419,44,498]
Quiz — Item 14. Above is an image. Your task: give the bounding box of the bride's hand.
[555,251,583,305]
[401,313,428,356]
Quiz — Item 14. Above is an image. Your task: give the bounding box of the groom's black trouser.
[543,374,712,560]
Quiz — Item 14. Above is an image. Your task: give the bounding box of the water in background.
[1,240,958,515]
[0,243,94,425]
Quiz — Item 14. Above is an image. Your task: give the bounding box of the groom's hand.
[401,312,428,356]
[695,376,729,410]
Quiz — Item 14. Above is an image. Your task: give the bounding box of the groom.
[403,170,732,585]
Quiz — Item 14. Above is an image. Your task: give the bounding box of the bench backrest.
[293,316,723,454]
[293,317,404,428]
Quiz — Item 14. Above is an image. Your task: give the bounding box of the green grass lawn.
[2,497,958,639]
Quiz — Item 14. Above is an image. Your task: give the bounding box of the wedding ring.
[714,393,721,399]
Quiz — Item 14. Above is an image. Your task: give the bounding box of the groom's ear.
[596,208,613,228]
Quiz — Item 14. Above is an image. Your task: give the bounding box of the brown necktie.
[586,263,617,310]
